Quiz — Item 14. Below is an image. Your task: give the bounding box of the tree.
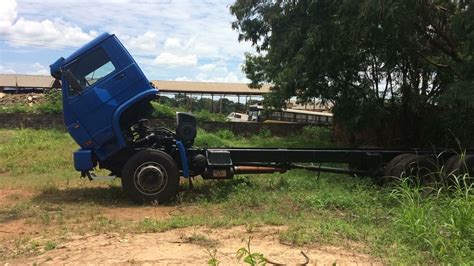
[231,0,473,146]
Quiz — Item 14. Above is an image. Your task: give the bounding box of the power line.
[0,38,248,64]
[18,0,174,3]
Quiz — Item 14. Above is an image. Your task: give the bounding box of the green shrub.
[151,102,176,119]
[36,102,62,114]
[194,109,226,122]
[36,89,62,114]
[0,105,30,114]
[215,129,235,140]
[257,128,271,138]
[302,126,331,141]
[194,129,227,147]
[151,102,227,122]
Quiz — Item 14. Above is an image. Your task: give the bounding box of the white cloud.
[175,76,191,81]
[218,72,240,83]
[153,53,197,67]
[1,0,256,81]
[194,71,245,83]
[164,38,182,49]
[31,62,44,69]
[28,62,49,75]
[31,68,49,75]
[122,31,157,53]
[0,65,16,74]
[0,0,17,32]
[0,0,97,48]
[198,64,217,72]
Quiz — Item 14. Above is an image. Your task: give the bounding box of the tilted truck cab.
[50,33,156,163]
[50,33,206,202]
[50,33,474,203]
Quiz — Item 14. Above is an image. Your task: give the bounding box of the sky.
[0,0,255,83]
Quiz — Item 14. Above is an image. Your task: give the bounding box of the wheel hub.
[135,163,167,194]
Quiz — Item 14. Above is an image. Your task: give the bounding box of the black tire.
[122,149,179,204]
[379,154,413,185]
[443,154,474,185]
[382,154,439,186]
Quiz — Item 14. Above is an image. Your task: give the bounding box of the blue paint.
[50,33,157,161]
[176,141,190,178]
[73,149,94,171]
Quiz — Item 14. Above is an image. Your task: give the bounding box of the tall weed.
[390,176,474,263]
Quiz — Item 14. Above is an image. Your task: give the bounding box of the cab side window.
[65,48,116,96]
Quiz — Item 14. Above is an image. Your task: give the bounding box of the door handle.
[116,73,126,80]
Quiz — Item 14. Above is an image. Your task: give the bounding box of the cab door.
[64,42,132,157]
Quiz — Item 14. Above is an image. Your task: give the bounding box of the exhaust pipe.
[234,166,287,175]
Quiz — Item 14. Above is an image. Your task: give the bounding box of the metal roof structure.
[0,74,59,88]
[0,74,271,95]
[152,80,270,95]
[0,74,17,87]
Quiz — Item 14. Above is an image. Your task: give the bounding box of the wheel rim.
[133,162,168,195]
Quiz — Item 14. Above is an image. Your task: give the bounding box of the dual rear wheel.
[443,154,474,184]
[382,153,474,186]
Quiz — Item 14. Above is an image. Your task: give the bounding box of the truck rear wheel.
[443,154,474,184]
[382,154,439,186]
[122,149,179,204]
[378,153,413,185]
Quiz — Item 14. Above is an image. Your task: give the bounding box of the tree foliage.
[231,0,473,146]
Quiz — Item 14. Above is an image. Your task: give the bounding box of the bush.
[194,129,227,147]
[215,129,236,140]
[151,102,176,119]
[36,89,62,114]
[0,105,30,114]
[194,109,227,122]
[257,128,271,138]
[150,102,227,123]
[302,126,332,142]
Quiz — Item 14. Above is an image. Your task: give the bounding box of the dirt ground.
[0,188,381,265]
[0,92,45,106]
[5,226,379,265]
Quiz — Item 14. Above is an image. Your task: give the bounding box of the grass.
[0,90,62,115]
[388,178,474,264]
[195,126,332,148]
[1,100,227,122]
[0,103,62,115]
[0,128,472,264]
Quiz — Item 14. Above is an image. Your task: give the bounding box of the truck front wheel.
[122,149,179,203]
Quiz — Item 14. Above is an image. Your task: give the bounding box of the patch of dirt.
[6,226,381,265]
[101,205,206,221]
[0,189,33,207]
[101,206,174,221]
[0,218,42,239]
[0,92,45,106]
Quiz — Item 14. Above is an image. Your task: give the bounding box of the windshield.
[65,48,116,96]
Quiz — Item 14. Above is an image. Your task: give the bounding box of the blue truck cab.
[50,33,201,203]
[51,33,158,170]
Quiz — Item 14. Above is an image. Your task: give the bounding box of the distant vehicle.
[248,104,333,125]
[226,112,250,122]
